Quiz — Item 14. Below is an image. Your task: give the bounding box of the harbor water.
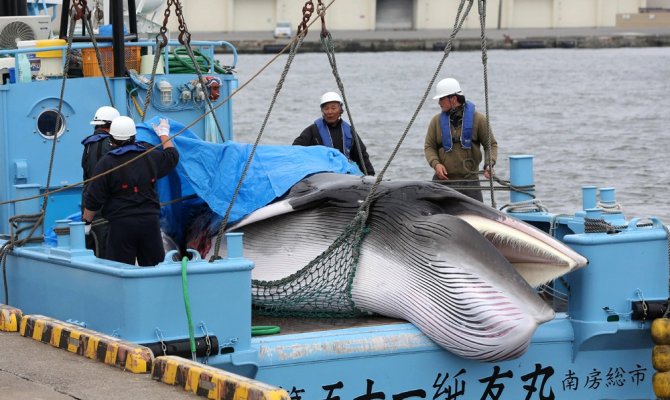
[225,47,670,223]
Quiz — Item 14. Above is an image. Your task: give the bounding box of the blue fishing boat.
[0,1,668,399]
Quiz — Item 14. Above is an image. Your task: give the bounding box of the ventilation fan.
[0,16,51,49]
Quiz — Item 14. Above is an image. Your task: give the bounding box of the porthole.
[36,109,66,140]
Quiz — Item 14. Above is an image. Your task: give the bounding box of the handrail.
[0,39,237,74]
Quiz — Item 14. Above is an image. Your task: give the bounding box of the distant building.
[70,0,655,33]
[165,0,648,33]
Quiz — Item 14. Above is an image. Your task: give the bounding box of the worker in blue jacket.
[424,78,497,202]
[293,91,375,176]
[80,106,120,257]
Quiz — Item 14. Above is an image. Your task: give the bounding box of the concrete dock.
[192,27,670,54]
[0,330,193,400]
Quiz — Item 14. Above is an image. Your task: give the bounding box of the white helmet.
[109,116,136,140]
[432,78,463,99]
[90,106,121,125]
[320,91,343,107]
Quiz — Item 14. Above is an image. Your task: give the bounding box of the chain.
[200,322,212,364]
[144,0,226,140]
[158,0,172,48]
[142,0,173,121]
[172,0,189,45]
[298,0,315,37]
[636,289,648,324]
[155,328,168,356]
[71,0,87,21]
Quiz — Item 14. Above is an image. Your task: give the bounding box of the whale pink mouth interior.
[457,214,588,285]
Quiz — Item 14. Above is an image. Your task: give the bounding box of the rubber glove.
[152,118,170,137]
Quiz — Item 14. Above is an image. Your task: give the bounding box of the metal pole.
[127,0,138,42]
[497,0,503,29]
[59,0,71,39]
[111,0,125,77]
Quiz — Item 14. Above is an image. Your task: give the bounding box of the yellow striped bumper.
[0,304,22,332]
[20,315,153,373]
[152,355,289,400]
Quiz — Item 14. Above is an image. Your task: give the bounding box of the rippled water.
[223,48,670,223]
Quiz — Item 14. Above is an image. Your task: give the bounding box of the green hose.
[181,256,197,361]
[252,325,281,336]
[167,47,231,74]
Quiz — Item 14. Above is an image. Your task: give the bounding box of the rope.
[477,0,496,208]
[209,0,338,259]
[180,44,227,143]
[247,0,479,318]
[141,36,166,122]
[42,8,78,218]
[1,241,12,304]
[0,1,337,211]
[210,32,307,260]
[320,31,369,176]
[360,0,474,213]
[141,0,173,121]
[500,199,548,214]
[597,201,624,214]
[23,4,88,258]
[1,213,44,304]
[82,8,114,104]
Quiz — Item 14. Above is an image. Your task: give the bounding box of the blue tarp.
[136,116,362,243]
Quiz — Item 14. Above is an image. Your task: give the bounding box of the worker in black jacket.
[82,117,179,266]
[80,106,120,257]
[293,91,375,176]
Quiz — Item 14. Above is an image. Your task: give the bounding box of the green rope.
[167,47,231,74]
[181,256,196,361]
[251,326,281,336]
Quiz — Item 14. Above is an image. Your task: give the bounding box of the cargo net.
[251,211,371,318]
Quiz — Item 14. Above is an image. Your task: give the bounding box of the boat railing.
[0,39,238,76]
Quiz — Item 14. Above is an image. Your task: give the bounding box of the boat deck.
[252,314,405,335]
[252,293,567,337]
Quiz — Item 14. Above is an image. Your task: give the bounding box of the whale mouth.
[457,214,588,287]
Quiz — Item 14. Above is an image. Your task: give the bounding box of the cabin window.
[36,109,66,140]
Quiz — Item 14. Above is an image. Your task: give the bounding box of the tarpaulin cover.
[136,116,362,244]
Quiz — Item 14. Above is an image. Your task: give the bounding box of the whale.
[186,173,587,361]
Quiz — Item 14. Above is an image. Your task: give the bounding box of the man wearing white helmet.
[82,117,179,266]
[424,78,497,202]
[80,106,120,257]
[293,91,375,176]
